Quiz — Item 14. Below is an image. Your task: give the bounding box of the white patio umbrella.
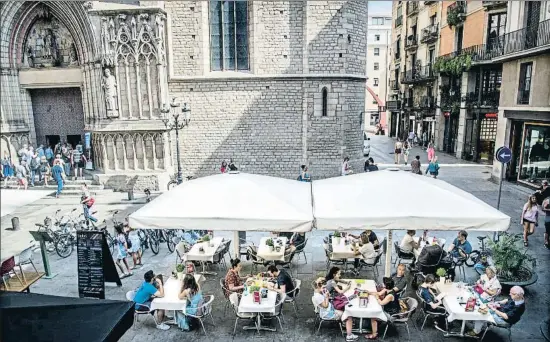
[312,169,510,276]
[128,172,314,256]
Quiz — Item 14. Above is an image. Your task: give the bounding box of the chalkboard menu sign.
[77,231,121,299]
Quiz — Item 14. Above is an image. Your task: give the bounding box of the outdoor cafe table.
[185,237,224,275]
[238,288,282,332]
[343,279,386,333]
[149,274,205,323]
[434,282,495,337]
[413,236,447,259]
[331,237,357,259]
[257,237,288,262]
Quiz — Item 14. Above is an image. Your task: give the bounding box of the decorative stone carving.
[102,68,119,118]
[82,1,94,10]
[109,18,116,42]
[130,16,138,41]
[22,11,79,68]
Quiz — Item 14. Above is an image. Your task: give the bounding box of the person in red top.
[220,160,228,173]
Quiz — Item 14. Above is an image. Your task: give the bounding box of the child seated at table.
[419,274,448,332]
[325,266,351,298]
[176,274,204,331]
[312,277,359,341]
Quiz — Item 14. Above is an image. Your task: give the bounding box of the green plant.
[176,264,185,273]
[487,233,537,282]
[333,232,341,238]
[446,2,465,27]
[249,285,260,292]
[201,234,210,242]
[266,238,274,247]
[436,268,447,278]
[433,54,472,76]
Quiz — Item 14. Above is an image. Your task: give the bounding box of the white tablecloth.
[238,290,279,314]
[150,275,205,311]
[257,237,287,261]
[343,279,387,322]
[413,236,447,259]
[434,283,495,324]
[331,237,357,259]
[185,237,224,262]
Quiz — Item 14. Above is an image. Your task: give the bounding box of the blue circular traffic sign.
[495,146,512,164]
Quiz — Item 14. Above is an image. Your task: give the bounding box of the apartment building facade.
[387,1,441,143]
[433,1,550,187]
[364,12,392,133]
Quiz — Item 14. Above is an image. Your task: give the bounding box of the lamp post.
[161,98,191,185]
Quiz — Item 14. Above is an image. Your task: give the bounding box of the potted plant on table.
[176,264,185,280]
[266,238,274,252]
[333,232,341,245]
[487,233,538,287]
[436,268,447,285]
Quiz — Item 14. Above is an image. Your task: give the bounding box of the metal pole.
[40,241,57,279]
[175,116,183,185]
[384,230,393,277]
[494,163,505,241]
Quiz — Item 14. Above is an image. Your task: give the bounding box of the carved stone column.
[95,63,107,120]
[124,61,132,119]
[152,135,158,170]
[101,135,109,170]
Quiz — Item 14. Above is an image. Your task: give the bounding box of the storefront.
[504,112,550,186]
[442,112,459,154]
[463,112,498,163]
[421,116,436,145]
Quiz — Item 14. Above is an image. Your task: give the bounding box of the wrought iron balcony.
[402,97,414,109]
[482,1,507,9]
[401,64,436,84]
[447,1,466,27]
[405,35,418,51]
[463,90,500,108]
[387,100,401,111]
[421,96,435,109]
[490,19,550,58]
[421,24,439,44]
[395,15,403,28]
[389,79,400,91]
[406,2,419,16]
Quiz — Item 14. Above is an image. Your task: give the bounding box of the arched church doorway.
[30,88,85,149]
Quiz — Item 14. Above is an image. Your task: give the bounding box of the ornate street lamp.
[161,97,191,185]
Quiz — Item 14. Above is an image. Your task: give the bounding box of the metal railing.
[406,2,419,15]
[402,64,436,84]
[403,97,414,108]
[395,15,403,28]
[482,1,507,8]
[405,35,418,50]
[421,24,439,44]
[463,90,500,108]
[421,96,435,109]
[387,100,401,111]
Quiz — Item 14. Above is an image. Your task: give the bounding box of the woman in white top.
[476,266,501,301]
[403,140,411,165]
[394,139,403,164]
[521,195,539,247]
[341,157,352,176]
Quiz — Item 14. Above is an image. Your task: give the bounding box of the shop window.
[519,124,550,185]
[517,62,532,105]
[321,87,328,117]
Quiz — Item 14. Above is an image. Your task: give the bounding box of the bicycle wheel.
[137,230,149,249]
[465,250,480,267]
[102,231,115,254]
[55,234,74,258]
[167,180,177,191]
[149,233,160,255]
[166,231,175,253]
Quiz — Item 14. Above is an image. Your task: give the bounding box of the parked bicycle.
[167,175,194,191]
[137,229,160,255]
[465,235,492,270]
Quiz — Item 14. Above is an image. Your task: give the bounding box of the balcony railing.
[401,64,436,84]
[406,2,419,16]
[482,1,507,9]
[447,1,466,27]
[421,96,435,109]
[395,15,403,28]
[403,97,414,109]
[405,35,418,50]
[463,90,500,108]
[387,100,401,111]
[389,80,399,91]
[421,24,439,44]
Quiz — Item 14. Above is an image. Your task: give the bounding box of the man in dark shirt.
[267,265,296,297]
[470,285,526,336]
[392,264,407,293]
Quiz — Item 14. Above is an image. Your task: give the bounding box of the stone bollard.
[11,217,20,231]
[127,189,134,201]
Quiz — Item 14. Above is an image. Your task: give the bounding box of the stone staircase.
[1,177,111,197]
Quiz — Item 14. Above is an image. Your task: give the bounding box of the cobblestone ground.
[1,140,548,342]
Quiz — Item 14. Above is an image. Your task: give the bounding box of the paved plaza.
[1,137,549,342]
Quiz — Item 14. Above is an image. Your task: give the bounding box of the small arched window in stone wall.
[322,87,328,117]
[144,134,155,169]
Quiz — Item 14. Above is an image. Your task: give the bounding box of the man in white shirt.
[399,230,419,268]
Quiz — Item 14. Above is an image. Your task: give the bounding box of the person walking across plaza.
[1,151,14,187]
[341,157,352,176]
[125,218,142,269]
[15,161,29,190]
[426,156,440,179]
[403,140,411,165]
[394,139,403,164]
[39,156,51,186]
[427,143,435,163]
[72,141,86,180]
[29,151,40,187]
[51,160,65,198]
[521,194,539,247]
[61,143,72,177]
[543,194,550,249]
[45,144,54,166]
[81,183,98,225]
[115,224,133,278]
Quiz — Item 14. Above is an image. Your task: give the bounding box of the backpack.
[86,197,95,208]
[30,157,40,169]
[332,293,349,310]
[125,233,132,249]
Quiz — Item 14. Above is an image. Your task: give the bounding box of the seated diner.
[350,230,380,250]
[133,270,170,330]
[447,230,472,259]
[419,274,447,332]
[365,277,401,340]
[266,265,295,297]
[176,274,203,331]
[224,258,252,297]
[475,266,502,301]
[352,234,377,275]
[325,266,350,297]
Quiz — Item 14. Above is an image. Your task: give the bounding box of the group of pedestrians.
[521,180,550,248]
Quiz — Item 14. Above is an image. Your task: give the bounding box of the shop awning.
[0,292,134,342]
[367,85,385,108]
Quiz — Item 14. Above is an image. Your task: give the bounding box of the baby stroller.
[411,244,456,289]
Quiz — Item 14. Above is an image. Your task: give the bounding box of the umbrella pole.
[384,230,393,277]
[234,231,240,259]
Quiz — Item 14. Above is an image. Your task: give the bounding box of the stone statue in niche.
[101,17,111,55]
[109,18,116,42]
[140,13,152,34]
[131,16,137,41]
[155,14,165,40]
[102,68,119,118]
[69,43,78,65]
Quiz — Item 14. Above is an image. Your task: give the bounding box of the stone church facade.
[0,1,367,190]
